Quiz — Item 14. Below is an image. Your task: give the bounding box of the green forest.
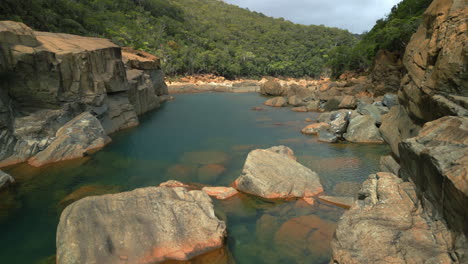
[0,0,432,78]
[327,0,433,77]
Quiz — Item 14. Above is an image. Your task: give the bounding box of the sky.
[223,0,402,34]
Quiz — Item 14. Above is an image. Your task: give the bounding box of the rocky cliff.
[399,0,467,123]
[0,21,168,167]
[331,0,467,263]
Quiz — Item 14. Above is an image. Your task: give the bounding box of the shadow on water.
[1,93,389,263]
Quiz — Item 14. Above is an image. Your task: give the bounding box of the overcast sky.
[223,0,402,34]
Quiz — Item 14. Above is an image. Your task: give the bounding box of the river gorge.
[0,93,390,263]
[0,0,467,263]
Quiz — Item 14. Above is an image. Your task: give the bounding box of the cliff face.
[331,0,467,263]
[400,0,467,122]
[0,21,168,167]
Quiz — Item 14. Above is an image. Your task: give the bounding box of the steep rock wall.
[0,21,168,167]
[399,0,468,122]
[332,0,467,262]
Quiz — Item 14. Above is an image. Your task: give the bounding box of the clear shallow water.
[0,93,389,263]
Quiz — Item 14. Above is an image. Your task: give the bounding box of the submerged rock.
[317,195,354,209]
[331,172,458,264]
[301,122,330,135]
[344,115,384,143]
[180,151,228,166]
[264,97,287,107]
[233,146,323,199]
[318,130,338,143]
[57,186,226,264]
[275,215,336,260]
[28,112,111,167]
[202,187,238,200]
[291,106,308,112]
[197,164,226,182]
[0,170,14,190]
[332,181,361,196]
[58,184,120,210]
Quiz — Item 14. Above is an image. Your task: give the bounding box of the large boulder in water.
[331,172,458,264]
[28,112,111,167]
[264,97,287,107]
[57,186,226,264]
[344,115,384,143]
[260,80,287,96]
[233,146,323,199]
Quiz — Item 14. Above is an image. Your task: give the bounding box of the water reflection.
[1,93,389,263]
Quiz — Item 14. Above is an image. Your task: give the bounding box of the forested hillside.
[0,0,356,78]
[327,0,433,77]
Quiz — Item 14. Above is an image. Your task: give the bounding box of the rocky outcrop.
[379,155,400,175]
[399,0,468,122]
[0,170,14,190]
[57,186,226,264]
[332,1,468,262]
[344,115,384,143]
[379,105,421,158]
[370,50,403,96]
[399,116,468,238]
[28,112,111,167]
[233,146,323,199]
[331,172,460,264]
[301,122,330,135]
[264,97,287,107]
[123,47,167,115]
[0,21,168,167]
[260,80,287,96]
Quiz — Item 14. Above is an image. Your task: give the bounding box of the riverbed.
[0,93,389,263]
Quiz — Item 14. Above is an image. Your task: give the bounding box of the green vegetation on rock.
[0,0,355,78]
[327,0,433,77]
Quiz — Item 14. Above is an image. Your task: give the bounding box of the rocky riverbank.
[1,0,467,261]
[0,21,170,168]
[329,0,468,262]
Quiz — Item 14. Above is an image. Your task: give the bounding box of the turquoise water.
[0,93,389,263]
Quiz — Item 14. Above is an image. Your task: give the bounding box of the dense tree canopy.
[327,0,433,78]
[0,0,356,78]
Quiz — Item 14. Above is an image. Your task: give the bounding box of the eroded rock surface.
[260,80,287,96]
[233,146,323,199]
[264,97,287,107]
[344,115,384,143]
[28,112,111,167]
[379,105,421,157]
[400,116,468,236]
[331,172,460,264]
[0,170,14,190]
[57,186,226,264]
[399,0,468,122]
[0,21,168,167]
